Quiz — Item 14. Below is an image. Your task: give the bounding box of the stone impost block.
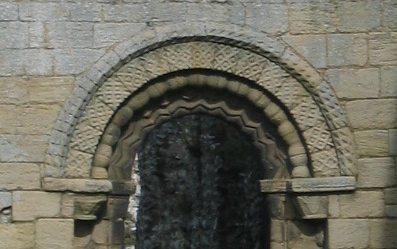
[283,34,326,68]
[12,191,61,221]
[289,177,356,193]
[43,177,112,193]
[354,130,389,157]
[357,157,395,188]
[336,1,381,32]
[380,66,397,97]
[0,223,34,249]
[327,68,380,99]
[369,219,397,248]
[328,34,367,67]
[346,99,397,130]
[0,163,40,190]
[339,191,385,218]
[369,32,397,66]
[328,219,369,249]
[35,218,74,249]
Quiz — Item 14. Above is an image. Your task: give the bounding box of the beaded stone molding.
[44,23,356,182]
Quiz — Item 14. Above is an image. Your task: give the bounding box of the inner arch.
[134,114,270,249]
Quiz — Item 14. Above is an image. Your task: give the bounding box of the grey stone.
[0,3,18,21]
[94,23,146,48]
[369,32,397,66]
[369,220,397,249]
[43,178,112,193]
[385,188,397,204]
[354,130,389,157]
[28,22,46,48]
[357,157,396,188]
[0,22,29,49]
[0,50,24,76]
[19,3,69,21]
[328,219,369,249]
[47,22,94,48]
[336,1,381,32]
[0,192,11,210]
[327,68,380,99]
[289,176,356,193]
[69,2,101,22]
[0,135,48,162]
[53,49,103,75]
[386,205,397,217]
[390,129,397,156]
[103,3,147,22]
[383,0,397,29]
[380,66,397,97]
[328,34,367,66]
[246,4,288,34]
[24,49,53,76]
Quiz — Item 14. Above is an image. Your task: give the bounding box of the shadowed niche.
[132,114,270,249]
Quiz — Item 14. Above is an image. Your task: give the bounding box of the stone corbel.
[74,195,107,220]
[260,176,356,219]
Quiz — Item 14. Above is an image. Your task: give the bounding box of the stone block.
[19,3,69,21]
[339,191,385,218]
[328,34,367,67]
[12,191,61,221]
[186,2,245,25]
[369,219,397,248]
[61,193,75,218]
[0,105,17,134]
[383,0,397,29]
[327,68,380,99]
[0,192,11,210]
[0,77,29,104]
[24,49,53,76]
[47,22,94,48]
[27,77,75,104]
[0,3,18,21]
[380,66,397,97]
[53,48,104,75]
[69,2,101,21]
[390,129,397,155]
[270,219,284,242]
[354,130,389,157]
[336,1,381,32]
[0,223,34,249]
[0,163,40,190]
[94,23,146,48]
[103,3,147,22]
[0,22,29,49]
[288,3,336,34]
[346,99,397,130]
[35,218,74,249]
[369,32,397,65]
[16,104,60,135]
[328,195,339,218]
[246,3,288,34]
[385,188,397,204]
[328,219,369,249]
[28,22,45,48]
[357,157,395,188]
[283,35,326,68]
[0,50,25,76]
[0,135,48,162]
[43,178,112,193]
[386,205,397,217]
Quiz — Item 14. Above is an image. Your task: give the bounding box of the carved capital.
[74,195,107,220]
[294,195,328,219]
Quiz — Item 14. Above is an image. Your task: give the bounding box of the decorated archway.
[42,23,357,248]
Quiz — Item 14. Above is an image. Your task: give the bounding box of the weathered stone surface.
[288,3,336,34]
[0,192,11,210]
[390,129,397,155]
[283,34,326,68]
[0,135,48,162]
[327,68,380,99]
[27,77,75,103]
[24,49,53,76]
[246,4,288,34]
[339,191,385,218]
[260,180,288,193]
[28,22,45,48]
[369,219,397,248]
[53,48,104,75]
[289,176,356,193]
[103,3,147,22]
[0,223,34,249]
[0,22,29,49]
[12,191,61,221]
[354,130,389,157]
[61,193,75,218]
[383,0,397,29]
[294,195,328,219]
[16,104,60,135]
[328,195,340,218]
[0,105,17,134]
[94,23,146,48]
[0,163,40,190]
[346,99,397,130]
[69,2,101,22]
[369,32,397,65]
[381,66,397,97]
[328,34,368,66]
[357,157,396,188]
[385,188,397,204]
[0,50,25,76]
[36,218,74,249]
[0,77,29,104]
[0,3,18,21]
[336,1,381,32]
[328,219,369,249]
[386,205,397,217]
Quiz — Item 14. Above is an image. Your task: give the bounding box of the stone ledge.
[43,178,112,193]
[260,176,356,193]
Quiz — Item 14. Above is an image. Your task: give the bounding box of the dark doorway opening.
[133,114,270,249]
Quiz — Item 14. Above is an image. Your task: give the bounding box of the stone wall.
[0,0,396,248]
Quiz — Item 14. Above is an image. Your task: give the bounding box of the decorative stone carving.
[294,196,328,219]
[74,195,107,220]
